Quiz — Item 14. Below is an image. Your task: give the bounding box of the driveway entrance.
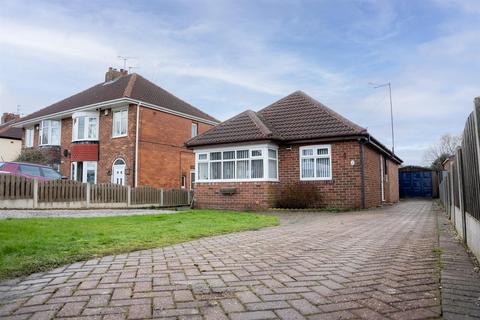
[1,200,479,319]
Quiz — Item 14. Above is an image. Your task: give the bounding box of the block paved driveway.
[0,200,467,319]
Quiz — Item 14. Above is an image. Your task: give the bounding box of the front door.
[112,159,126,186]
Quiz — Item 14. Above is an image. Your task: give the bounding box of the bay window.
[24,127,34,147]
[300,145,332,180]
[39,120,61,145]
[195,144,278,182]
[112,108,128,137]
[72,112,99,141]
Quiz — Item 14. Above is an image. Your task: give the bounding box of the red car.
[0,162,63,181]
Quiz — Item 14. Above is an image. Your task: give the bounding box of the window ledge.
[112,134,128,139]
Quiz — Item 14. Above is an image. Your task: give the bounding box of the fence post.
[160,188,164,207]
[33,179,38,209]
[86,183,91,208]
[127,185,131,207]
[456,148,467,244]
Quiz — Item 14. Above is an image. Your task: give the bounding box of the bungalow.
[13,68,219,189]
[187,91,402,210]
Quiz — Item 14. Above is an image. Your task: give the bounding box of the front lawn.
[0,210,278,280]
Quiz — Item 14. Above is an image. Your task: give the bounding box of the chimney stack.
[1,112,19,124]
[105,67,129,82]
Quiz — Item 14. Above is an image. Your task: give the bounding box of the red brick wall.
[194,140,399,210]
[138,107,213,190]
[58,106,136,185]
[277,142,363,209]
[96,105,137,186]
[195,141,366,210]
[59,118,72,177]
[194,182,279,210]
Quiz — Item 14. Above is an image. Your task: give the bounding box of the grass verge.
[0,210,278,280]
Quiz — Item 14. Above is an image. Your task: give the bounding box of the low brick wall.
[194,182,279,210]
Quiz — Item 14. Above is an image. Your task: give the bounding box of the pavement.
[0,199,479,319]
[0,208,176,219]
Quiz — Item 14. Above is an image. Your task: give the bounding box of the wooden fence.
[439,97,480,261]
[38,179,86,202]
[0,174,33,199]
[91,183,127,203]
[0,174,191,209]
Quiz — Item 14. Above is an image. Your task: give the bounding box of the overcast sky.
[1,0,478,165]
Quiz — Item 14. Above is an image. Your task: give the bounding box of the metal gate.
[399,171,432,198]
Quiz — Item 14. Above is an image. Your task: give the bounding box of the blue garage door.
[399,171,432,198]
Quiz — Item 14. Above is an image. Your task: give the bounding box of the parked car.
[0,162,63,181]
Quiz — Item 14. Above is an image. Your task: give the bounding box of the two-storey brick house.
[14,68,218,189]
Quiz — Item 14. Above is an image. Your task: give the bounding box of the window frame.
[24,127,34,147]
[39,120,61,146]
[299,144,332,181]
[191,122,198,138]
[195,143,279,183]
[72,111,99,142]
[112,107,128,138]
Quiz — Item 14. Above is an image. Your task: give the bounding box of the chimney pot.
[1,112,19,124]
[105,67,128,82]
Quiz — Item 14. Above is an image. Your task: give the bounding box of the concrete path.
[0,208,176,219]
[0,200,479,319]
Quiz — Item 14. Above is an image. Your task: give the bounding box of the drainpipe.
[134,102,141,187]
[360,138,366,209]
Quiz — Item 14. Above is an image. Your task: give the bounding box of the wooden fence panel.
[163,189,189,206]
[90,183,127,203]
[131,186,161,205]
[38,179,86,202]
[0,174,33,199]
[460,104,480,221]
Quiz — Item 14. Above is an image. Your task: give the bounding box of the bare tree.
[424,134,462,169]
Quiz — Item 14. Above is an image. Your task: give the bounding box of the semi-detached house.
[14,68,218,190]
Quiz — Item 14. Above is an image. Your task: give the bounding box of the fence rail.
[439,97,480,261]
[0,174,191,209]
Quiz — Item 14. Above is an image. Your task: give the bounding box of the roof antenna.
[128,66,139,73]
[117,56,136,69]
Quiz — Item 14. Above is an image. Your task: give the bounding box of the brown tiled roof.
[18,74,218,123]
[0,121,22,140]
[186,110,282,146]
[187,91,367,147]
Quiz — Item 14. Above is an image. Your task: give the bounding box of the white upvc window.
[112,108,128,137]
[300,145,332,181]
[24,127,34,147]
[195,144,278,182]
[72,111,99,141]
[39,120,61,145]
[191,123,198,137]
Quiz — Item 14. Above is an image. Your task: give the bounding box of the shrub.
[15,148,50,165]
[276,183,321,209]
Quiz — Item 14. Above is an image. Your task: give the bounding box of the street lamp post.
[371,82,395,154]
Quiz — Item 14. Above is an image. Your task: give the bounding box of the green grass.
[0,210,278,280]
